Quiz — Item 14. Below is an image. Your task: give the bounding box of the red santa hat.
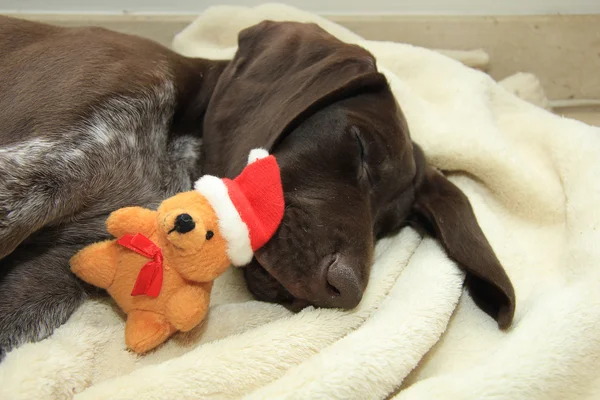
[193,149,284,266]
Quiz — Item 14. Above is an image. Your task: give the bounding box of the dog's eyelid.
[353,128,366,161]
[353,128,374,186]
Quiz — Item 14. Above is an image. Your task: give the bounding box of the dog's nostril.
[324,257,363,309]
[174,213,195,234]
[326,281,341,297]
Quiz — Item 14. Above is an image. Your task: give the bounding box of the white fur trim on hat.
[194,176,253,266]
[247,148,269,165]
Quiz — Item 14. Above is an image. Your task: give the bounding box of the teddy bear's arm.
[106,206,158,238]
[70,240,119,289]
[166,285,211,332]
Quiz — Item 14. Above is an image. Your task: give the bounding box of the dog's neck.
[170,58,230,140]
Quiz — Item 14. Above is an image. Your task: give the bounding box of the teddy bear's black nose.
[174,213,195,234]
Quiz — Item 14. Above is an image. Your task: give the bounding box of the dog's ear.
[410,144,516,329]
[202,20,387,177]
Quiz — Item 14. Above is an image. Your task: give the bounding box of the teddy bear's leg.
[69,240,119,289]
[166,286,210,332]
[125,310,176,354]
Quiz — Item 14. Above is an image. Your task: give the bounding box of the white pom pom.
[247,148,270,165]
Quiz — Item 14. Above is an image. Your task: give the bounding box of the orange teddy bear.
[70,149,284,354]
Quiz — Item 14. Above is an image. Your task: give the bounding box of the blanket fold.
[2,4,600,399]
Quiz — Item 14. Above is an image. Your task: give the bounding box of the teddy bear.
[70,149,284,354]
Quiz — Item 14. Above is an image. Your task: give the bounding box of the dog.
[0,16,515,359]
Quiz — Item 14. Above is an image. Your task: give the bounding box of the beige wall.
[3,0,600,14]
[14,13,599,104]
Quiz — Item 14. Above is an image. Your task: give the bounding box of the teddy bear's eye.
[206,231,214,241]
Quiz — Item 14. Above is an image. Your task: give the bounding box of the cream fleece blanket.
[3,4,600,399]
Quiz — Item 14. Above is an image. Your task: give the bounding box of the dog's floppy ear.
[202,20,387,177]
[410,145,516,329]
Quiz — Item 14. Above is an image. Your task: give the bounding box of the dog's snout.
[174,213,195,234]
[321,255,363,309]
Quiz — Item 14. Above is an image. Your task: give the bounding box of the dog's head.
[202,21,515,328]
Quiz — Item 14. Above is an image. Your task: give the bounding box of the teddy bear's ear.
[247,148,270,165]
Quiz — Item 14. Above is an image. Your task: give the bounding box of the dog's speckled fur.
[0,16,227,358]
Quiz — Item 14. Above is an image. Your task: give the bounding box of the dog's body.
[0,17,228,356]
[0,16,515,359]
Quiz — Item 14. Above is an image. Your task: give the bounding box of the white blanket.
[3,4,600,399]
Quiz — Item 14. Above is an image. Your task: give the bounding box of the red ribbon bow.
[117,233,164,298]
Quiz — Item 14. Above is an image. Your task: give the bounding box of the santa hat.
[194,149,284,266]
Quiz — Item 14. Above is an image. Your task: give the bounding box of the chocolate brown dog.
[0,17,515,359]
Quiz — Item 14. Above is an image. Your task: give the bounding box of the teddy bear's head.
[156,191,231,282]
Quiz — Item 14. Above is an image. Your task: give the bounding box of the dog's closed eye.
[353,127,373,186]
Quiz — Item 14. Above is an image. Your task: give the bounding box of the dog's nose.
[323,256,363,309]
[174,213,195,234]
